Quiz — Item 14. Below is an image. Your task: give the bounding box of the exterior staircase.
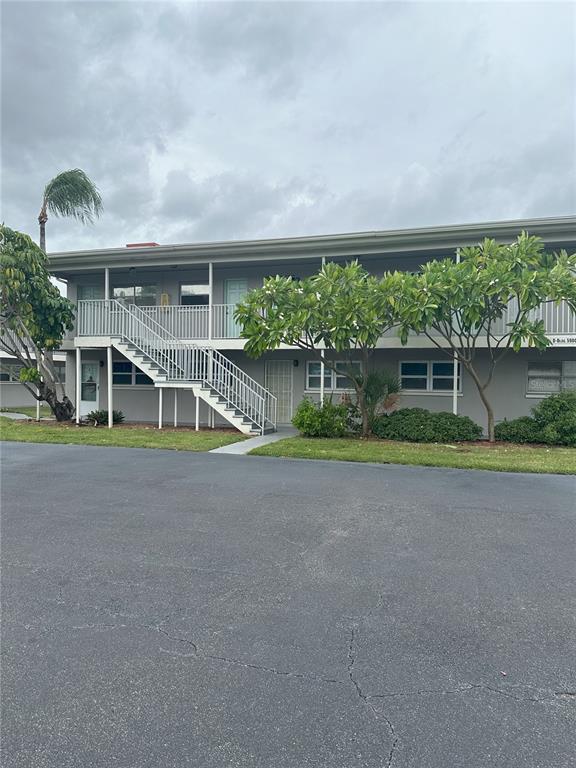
[101,300,276,435]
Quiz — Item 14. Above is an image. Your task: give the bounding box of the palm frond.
[43,169,103,223]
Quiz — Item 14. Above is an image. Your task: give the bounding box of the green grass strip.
[250,436,576,474]
[0,416,245,452]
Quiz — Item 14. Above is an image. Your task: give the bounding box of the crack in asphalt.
[348,625,399,768]
[155,622,346,686]
[369,683,548,704]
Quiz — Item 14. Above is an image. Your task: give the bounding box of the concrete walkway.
[209,425,297,454]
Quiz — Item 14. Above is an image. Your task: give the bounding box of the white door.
[224,279,248,337]
[80,362,99,416]
[265,361,294,425]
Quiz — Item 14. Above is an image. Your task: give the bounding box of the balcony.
[77,301,243,340]
[75,299,576,346]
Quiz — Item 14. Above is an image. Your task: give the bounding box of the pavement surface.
[210,426,298,454]
[1,442,575,768]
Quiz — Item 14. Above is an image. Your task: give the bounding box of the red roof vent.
[125,242,159,248]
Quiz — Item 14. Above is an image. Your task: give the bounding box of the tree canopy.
[38,168,102,251]
[236,260,404,435]
[1,225,75,419]
[396,233,576,440]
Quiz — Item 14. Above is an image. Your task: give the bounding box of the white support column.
[195,393,200,431]
[452,358,459,415]
[158,388,163,429]
[208,262,213,341]
[36,355,41,421]
[210,408,214,429]
[75,348,81,424]
[173,389,178,428]
[452,249,461,415]
[320,250,326,404]
[107,346,113,428]
[104,267,110,300]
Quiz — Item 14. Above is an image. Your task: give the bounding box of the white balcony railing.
[76,299,277,433]
[76,299,576,342]
[139,305,210,339]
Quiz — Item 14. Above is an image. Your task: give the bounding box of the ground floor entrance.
[80,361,99,416]
[265,360,294,425]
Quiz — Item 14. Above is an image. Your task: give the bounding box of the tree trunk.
[38,208,47,253]
[480,391,495,443]
[39,382,74,421]
[357,352,370,438]
[356,387,370,438]
[464,363,495,442]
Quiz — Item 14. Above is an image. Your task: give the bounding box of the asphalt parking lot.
[2,442,575,767]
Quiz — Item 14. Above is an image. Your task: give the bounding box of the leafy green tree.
[396,233,576,441]
[235,261,403,436]
[38,168,102,252]
[0,226,75,420]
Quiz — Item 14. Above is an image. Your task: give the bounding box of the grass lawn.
[250,436,576,474]
[1,405,53,418]
[0,416,246,452]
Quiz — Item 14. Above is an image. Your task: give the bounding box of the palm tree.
[38,169,103,252]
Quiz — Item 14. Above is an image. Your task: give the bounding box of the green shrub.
[531,391,576,446]
[495,392,576,446]
[292,398,348,438]
[373,408,482,443]
[85,409,125,425]
[494,417,541,444]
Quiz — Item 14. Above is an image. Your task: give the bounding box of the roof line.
[47,215,576,271]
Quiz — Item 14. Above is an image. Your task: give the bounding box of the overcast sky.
[2,0,575,252]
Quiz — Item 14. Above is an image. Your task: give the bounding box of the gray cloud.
[1,0,574,252]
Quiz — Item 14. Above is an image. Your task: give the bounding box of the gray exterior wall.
[0,382,39,408]
[63,346,576,434]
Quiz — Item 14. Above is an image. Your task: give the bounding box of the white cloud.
[1,0,574,252]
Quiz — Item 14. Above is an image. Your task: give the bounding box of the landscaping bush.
[373,408,482,443]
[495,392,576,446]
[532,391,576,446]
[85,409,125,425]
[292,398,348,438]
[494,417,541,444]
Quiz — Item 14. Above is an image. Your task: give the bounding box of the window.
[527,362,576,395]
[0,361,65,383]
[54,362,66,383]
[113,285,157,306]
[306,361,360,391]
[78,285,104,301]
[181,284,209,306]
[0,362,23,382]
[112,361,153,386]
[335,362,361,389]
[400,361,461,392]
[112,361,132,385]
[307,361,332,391]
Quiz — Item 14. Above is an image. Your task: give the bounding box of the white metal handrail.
[139,305,210,339]
[76,299,276,432]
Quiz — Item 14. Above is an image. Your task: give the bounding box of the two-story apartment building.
[48,216,576,435]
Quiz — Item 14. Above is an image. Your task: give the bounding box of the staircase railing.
[77,299,276,433]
